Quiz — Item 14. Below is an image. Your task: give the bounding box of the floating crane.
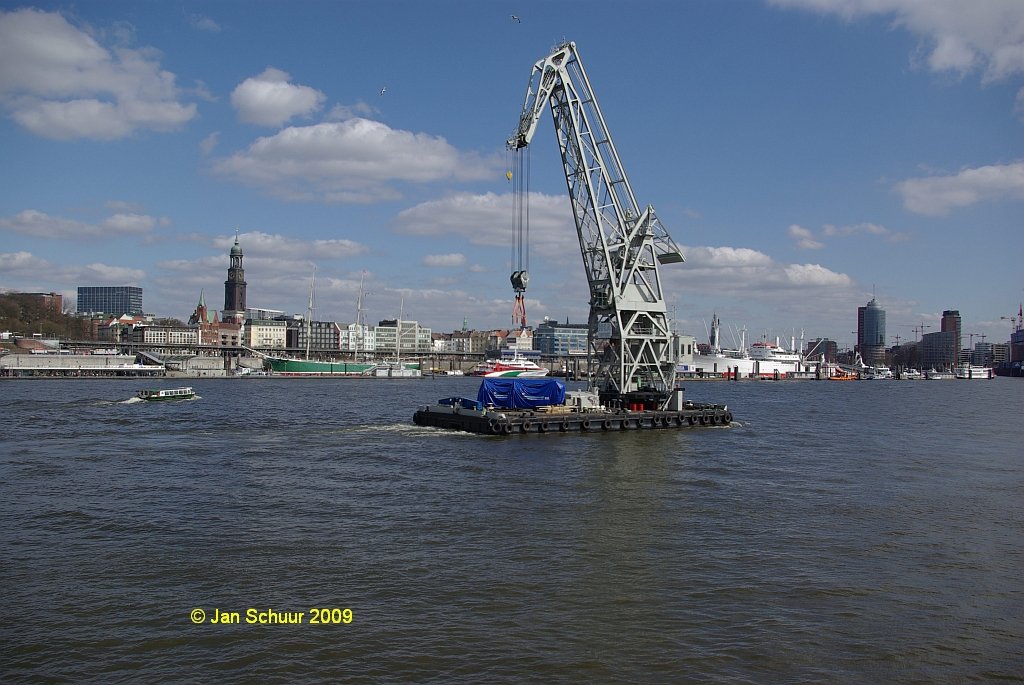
[507,41,685,409]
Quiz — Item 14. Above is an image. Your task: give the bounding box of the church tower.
[223,233,247,325]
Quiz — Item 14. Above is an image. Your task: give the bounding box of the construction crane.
[508,41,685,408]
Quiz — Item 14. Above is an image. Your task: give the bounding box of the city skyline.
[2,1,1023,352]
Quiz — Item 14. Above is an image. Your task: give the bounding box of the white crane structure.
[507,41,685,408]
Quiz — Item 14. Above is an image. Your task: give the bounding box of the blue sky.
[1,0,1022,351]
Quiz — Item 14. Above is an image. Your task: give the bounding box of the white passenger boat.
[473,350,548,376]
[954,365,995,380]
[137,387,195,401]
[924,369,956,380]
[860,365,894,380]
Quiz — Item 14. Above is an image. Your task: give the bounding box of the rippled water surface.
[3,377,1022,683]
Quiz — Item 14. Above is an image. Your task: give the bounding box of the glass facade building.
[920,330,957,370]
[857,298,886,366]
[534,320,589,356]
[77,286,143,315]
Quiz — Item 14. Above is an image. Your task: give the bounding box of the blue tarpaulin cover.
[477,378,566,409]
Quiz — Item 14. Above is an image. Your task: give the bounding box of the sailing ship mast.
[355,271,365,363]
[396,297,404,367]
[305,267,315,360]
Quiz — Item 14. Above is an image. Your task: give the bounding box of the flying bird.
[379,86,386,96]
[511,15,520,23]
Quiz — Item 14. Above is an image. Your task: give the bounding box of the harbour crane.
[508,41,685,409]
[912,322,932,340]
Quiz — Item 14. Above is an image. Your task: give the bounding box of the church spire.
[224,231,247,324]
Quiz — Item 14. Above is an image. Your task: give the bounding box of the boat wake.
[367,423,480,438]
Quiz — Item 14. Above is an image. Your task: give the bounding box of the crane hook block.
[510,270,529,291]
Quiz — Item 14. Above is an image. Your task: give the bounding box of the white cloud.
[0,209,157,240]
[788,223,824,249]
[685,245,774,268]
[0,8,197,139]
[821,221,907,241]
[230,67,325,127]
[896,161,1024,215]
[102,213,157,234]
[783,262,853,286]
[822,222,887,236]
[80,263,146,282]
[0,251,144,289]
[326,101,377,121]
[668,244,852,293]
[190,14,221,33]
[212,119,499,203]
[199,132,219,155]
[769,0,1024,82]
[658,243,858,339]
[1,251,47,271]
[395,191,576,257]
[423,253,467,268]
[212,231,368,261]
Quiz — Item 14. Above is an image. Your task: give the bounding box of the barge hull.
[413,405,732,435]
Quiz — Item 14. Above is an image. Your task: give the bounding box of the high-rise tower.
[223,234,247,324]
[857,297,886,366]
[941,309,961,361]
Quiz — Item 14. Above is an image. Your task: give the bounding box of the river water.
[2,377,1022,683]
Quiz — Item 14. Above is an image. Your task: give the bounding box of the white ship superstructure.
[677,315,811,378]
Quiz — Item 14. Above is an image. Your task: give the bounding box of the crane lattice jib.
[508,41,685,406]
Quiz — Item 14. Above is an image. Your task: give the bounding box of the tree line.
[0,292,184,341]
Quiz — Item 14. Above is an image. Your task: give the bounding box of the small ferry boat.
[137,387,195,401]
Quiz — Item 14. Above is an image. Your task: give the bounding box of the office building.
[77,286,143,316]
[940,309,961,362]
[534,319,589,356]
[920,330,957,370]
[857,298,886,366]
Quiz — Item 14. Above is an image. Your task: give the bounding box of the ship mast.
[355,271,366,363]
[305,267,315,360]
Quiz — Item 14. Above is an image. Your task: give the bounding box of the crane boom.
[508,41,684,408]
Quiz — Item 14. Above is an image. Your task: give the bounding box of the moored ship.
[954,364,995,380]
[678,314,810,379]
[264,357,377,376]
